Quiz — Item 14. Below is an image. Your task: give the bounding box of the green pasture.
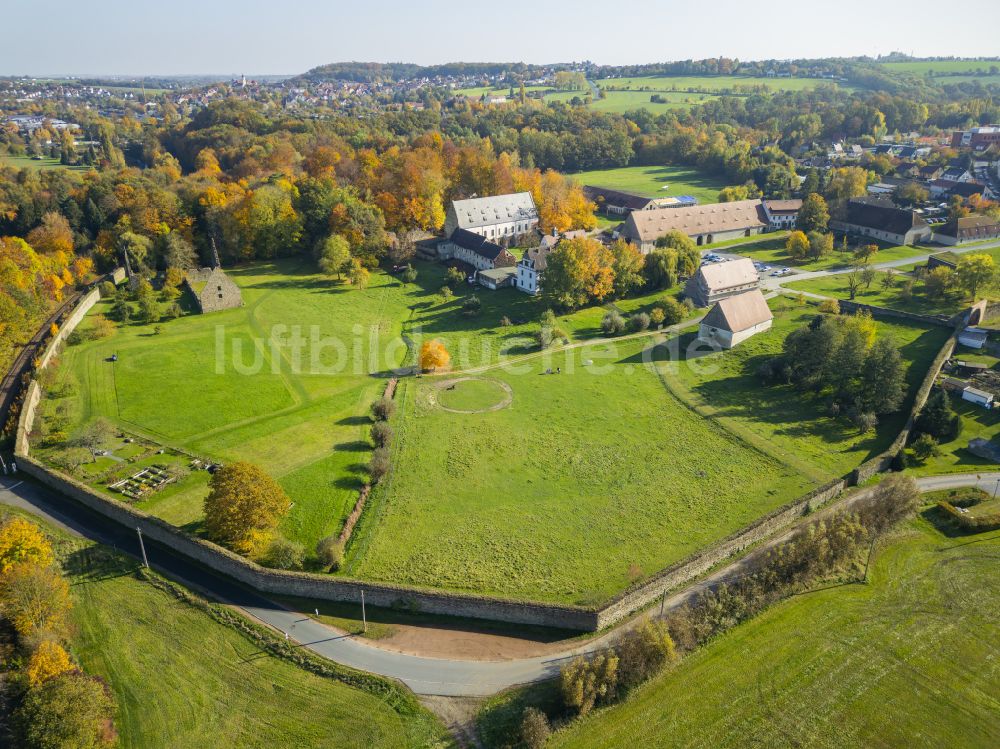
[658,298,950,481]
[543,517,1000,748]
[348,337,815,605]
[566,165,727,204]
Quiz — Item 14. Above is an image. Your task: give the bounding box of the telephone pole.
[136,527,149,568]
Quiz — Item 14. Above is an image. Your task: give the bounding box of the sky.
[2,0,999,77]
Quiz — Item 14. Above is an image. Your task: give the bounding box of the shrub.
[370,421,393,447]
[615,620,677,693]
[914,388,961,442]
[629,312,651,332]
[659,296,687,326]
[368,448,391,483]
[15,672,116,749]
[66,330,84,346]
[401,265,418,284]
[560,653,618,716]
[98,281,116,298]
[520,707,551,749]
[439,285,453,299]
[462,294,482,316]
[370,397,396,422]
[316,535,344,571]
[445,266,466,288]
[500,315,512,327]
[649,307,666,326]
[601,310,626,335]
[26,640,74,687]
[818,298,840,314]
[909,433,940,464]
[264,536,305,570]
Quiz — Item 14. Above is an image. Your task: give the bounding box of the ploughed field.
[42,264,944,604]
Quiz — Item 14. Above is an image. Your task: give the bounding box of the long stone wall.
[7,282,963,632]
[837,299,952,328]
[38,288,101,370]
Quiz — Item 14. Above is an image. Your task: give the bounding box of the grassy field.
[580,90,714,113]
[881,59,1000,75]
[348,336,816,605]
[783,271,975,316]
[595,75,849,93]
[41,258,693,556]
[42,259,418,549]
[542,516,1000,748]
[659,297,951,482]
[61,539,446,748]
[0,153,89,171]
[734,240,926,273]
[566,165,727,203]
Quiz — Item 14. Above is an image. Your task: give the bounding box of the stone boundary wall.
[7,289,962,632]
[836,299,952,328]
[14,381,40,457]
[15,455,599,630]
[38,288,101,370]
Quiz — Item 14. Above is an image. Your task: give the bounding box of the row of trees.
[0,515,117,748]
[543,233,700,310]
[758,310,906,432]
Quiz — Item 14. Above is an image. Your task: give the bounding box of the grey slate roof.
[449,228,509,261]
[451,192,537,230]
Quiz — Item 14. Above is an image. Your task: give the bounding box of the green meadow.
[543,517,1000,748]
[567,165,727,204]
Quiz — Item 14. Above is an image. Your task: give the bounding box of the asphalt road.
[2,469,998,696]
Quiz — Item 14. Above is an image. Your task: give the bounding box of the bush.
[66,330,84,346]
[370,397,396,422]
[909,433,940,464]
[15,672,116,749]
[439,285,453,299]
[368,448,391,483]
[264,536,305,570]
[818,298,840,314]
[316,535,344,571]
[370,421,393,447]
[401,265,418,284]
[660,297,687,325]
[560,653,618,716]
[649,307,666,326]
[445,267,466,288]
[462,294,482,316]
[601,310,626,335]
[500,315,512,327]
[629,312,651,332]
[520,707,551,749]
[98,281,116,298]
[914,388,961,442]
[615,620,677,693]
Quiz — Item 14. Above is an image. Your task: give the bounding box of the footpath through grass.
[543,516,1000,748]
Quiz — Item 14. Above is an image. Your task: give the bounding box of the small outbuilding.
[958,327,989,350]
[184,267,243,313]
[962,386,994,409]
[698,289,773,349]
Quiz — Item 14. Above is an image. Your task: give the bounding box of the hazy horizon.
[1,0,998,77]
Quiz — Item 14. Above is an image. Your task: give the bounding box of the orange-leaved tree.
[203,462,291,556]
[419,340,450,372]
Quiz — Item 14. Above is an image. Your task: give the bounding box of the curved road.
[2,470,996,696]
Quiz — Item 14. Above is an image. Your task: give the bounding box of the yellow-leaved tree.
[203,462,291,556]
[26,640,75,687]
[0,517,55,575]
[0,562,72,641]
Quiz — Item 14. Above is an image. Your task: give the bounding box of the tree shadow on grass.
[333,440,369,453]
[335,416,370,426]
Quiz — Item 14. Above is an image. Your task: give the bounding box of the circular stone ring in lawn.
[433,377,513,414]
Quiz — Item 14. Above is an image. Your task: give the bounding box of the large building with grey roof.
[443,192,539,245]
